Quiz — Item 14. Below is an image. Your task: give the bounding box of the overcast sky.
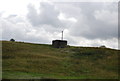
[0,0,119,49]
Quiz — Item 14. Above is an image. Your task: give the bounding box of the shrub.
[10,39,15,42]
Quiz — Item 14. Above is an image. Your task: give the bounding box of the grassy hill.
[2,41,119,79]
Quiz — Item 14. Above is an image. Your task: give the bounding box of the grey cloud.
[27,2,63,27]
[7,15,26,24]
[64,2,118,39]
[27,4,39,26]
[26,2,118,47]
[1,17,51,44]
[1,18,27,40]
[8,15,17,18]
[118,2,120,39]
[0,11,4,17]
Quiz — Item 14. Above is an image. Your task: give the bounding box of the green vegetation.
[2,41,119,79]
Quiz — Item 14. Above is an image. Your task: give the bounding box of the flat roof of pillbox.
[52,40,67,42]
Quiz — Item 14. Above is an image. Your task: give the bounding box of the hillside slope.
[2,41,119,79]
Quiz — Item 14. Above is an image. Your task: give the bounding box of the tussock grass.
[2,41,119,79]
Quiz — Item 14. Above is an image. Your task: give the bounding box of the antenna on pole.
[61,31,63,40]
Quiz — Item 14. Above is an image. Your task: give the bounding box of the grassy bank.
[2,41,119,79]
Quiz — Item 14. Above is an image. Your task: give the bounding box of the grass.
[1,41,119,79]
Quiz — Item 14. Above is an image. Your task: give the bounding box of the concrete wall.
[52,40,67,48]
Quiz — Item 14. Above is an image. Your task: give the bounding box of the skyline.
[0,0,118,49]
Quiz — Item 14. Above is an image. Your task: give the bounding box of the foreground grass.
[2,41,119,79]
[3,71,117,79]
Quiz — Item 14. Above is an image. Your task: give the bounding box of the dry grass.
[2,41,119,79]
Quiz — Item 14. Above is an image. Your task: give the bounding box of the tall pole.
[62,31,63,40]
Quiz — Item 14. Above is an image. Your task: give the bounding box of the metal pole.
[62,31,63,40]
